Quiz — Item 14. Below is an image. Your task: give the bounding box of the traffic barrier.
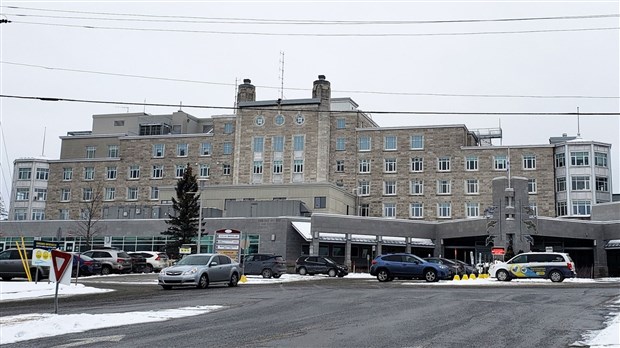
[469,273,476,280]
[453,275,460,281]
[461,274,469,280]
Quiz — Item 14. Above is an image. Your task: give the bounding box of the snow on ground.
[1,274,619,346]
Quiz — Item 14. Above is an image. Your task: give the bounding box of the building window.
[106,166,117,180]
[84,167,95,180]
[59,209,70,220]
[494,155,507,170]
[127,187,138,200]
[199,164,210,178]
[314,196,327,209]
[595,177,609,192]
[36,168,49,181]
[556,177,566,192]
[253,161,263,174]
[31,209,45,221]
[16,188,29,201]
[336,118,346,129]
[273,136,284,152]
[336,160,345,172]
[384,136,397,151]
[108,145,119,158]
[410,135,424,150]
[360,204,370,216]
[273,160,283,174]
[63,168,73,181]
[86,146,96,159]
[152,165,163,179]
[61,188,71,201]
[293,135,305,151]
[336,137,346,151]
[201,142,212,156]
[150,187,159,200]
[14,209,27,220]
[572,200,591,215]
[437,180,451,194]
[466,203,479,218]
[556,201,568,216]
[295,112,305,125]
[175,165,185,178]
[595,152,608,167]
[224,122,234,134]
[555,153,565,167]
[359,180,370,196]
[82,188,93,201]
[571,176,590,190]
[410,203,423,218]
[223,164,231,175]
[128,165,140,179]
[18,168,32,180]
[384,158,397,173]
[528,179,537,193]
[438,203,451,218]
[359,159,371,173]
[570,151,589,166]
[358,136,371,151]
[523,154,536,169]
[255,115,265,126]
[105,187,115,201]
[223,142,233,155]
[153,144,165,158]
[34,188,47,201]
[438,157,451,171]
[253,137,264,152]
[529,203,538,216]
[410,180,423,195]
[466,179,479,194]
[275,114,285,126]
[411,157,423,172]
[383,203,396,218]
[465,156,478,171]
[177,144,188,157]
[383,181,397,195]
[293,159,304,173]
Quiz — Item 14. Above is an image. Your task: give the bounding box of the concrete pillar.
[405,237,412,254]
[593,238,608,278]
[345,234,352,270]
[311,231,320,256]
[434,239,442,258]
[376,236,382,257]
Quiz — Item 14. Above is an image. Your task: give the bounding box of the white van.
[489,252,576,282]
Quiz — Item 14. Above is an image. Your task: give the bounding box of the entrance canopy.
[605,239,620,250]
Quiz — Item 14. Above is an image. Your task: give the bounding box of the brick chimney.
[312,75,331,103]
[237,78,256,103]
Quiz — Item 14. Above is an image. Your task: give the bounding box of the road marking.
[52,335,124,347]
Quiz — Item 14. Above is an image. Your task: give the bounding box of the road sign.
[491,247,505,255]
[32,248,52,266]
[51,250,72,281]
[215,229,242,262]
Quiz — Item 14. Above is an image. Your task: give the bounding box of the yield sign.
[51,250,72,280]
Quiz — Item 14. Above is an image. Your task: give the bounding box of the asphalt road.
[2,275,619,348]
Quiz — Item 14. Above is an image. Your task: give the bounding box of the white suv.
[129,251,169,272]
[489,252,576,282]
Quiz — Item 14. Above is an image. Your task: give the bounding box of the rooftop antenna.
[41,126,46,156]
[234,77,238,113]
[143,99,147,113]
[576,107,581,138]
[179,101,183,112]
[278,51,285,100]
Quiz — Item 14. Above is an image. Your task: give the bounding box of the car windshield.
[177,255,210,266]
[409,255,425,263]
[324,257,337,264]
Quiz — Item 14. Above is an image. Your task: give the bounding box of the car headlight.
[182,267,198,275]
[439,265,448,270]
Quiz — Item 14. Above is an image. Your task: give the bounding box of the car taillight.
[371,260,377,265]
[155,255,160,260]
[118,258,125,263]
[567,263,573,270]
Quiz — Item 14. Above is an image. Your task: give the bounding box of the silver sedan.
[158,253,241,290]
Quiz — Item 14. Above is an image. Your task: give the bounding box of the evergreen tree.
[162,164,200,258]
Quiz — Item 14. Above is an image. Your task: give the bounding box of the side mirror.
[209,261,219,267]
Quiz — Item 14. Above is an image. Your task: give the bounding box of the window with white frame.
[223,164,231,175]
[128,165,140,179]
[253,137,264,152]
[437,157,451,171]
[223,142,233,155]
[383,203,396,218]
[201,142,212,156]
[336,118,346,129]
[31,209,45,221]
[465,156,478,171]
[556,201,568,216]
[293,135,305,151]
[224,122,234,134]
[273,136,284,152]
[86,146,96,159]
[528,179,537,193]
[529,203,538,216]
[571,176,590,190]
[295,112,305,125]
[572,200,591,215]
[293,159,304,173]
[410,180,423,195]
[176,165,185,178]
[34,188,47,201]
[358,136,371,151]
[384,180,397,195]
[410,203,423,218]
[555,153,565,167]
[410,135,424,149]
[152,165,163,179]
[384,136,397,151]
[18,167,31,180]
[494,155,507,170]
[596,177,609,192]
[127,187,138,200]
[437,203,451,218]
[466,179,479,194]
[556,177,566,191]
[595,152,608,167]
[359,204,370,216]
[82,188,93,201]
[466,202,479,218]
[108,145,119,158]
[359,159,371,173]
[36,168,49,180]
[63,168,73,181]
[105,187,115,201]
[384,158,397,173]
[336,160,345,172]
[570,151,589,166]
[437,179,451,194]
[199,164,210,177]
[335,137,346,151]
[359,180,370,196]
[16,188,29,200]
[60,188,71,201]
[177,143,188,157]
[106,166,117,180]
[150,186,159,200]
[523,154,536,169]
[411,157,423,172]
[273,160,283,174]
[59,209,70,220]
[14,209,27,220]
[153,144,165,158]
[84,167,95,180]
[253,161,263,174]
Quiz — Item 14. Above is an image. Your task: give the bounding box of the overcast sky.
[1,1,618,208]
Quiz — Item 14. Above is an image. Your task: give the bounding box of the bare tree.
[73,182,106,250]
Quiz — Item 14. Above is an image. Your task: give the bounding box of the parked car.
[295,256,348,277]
[71,253,103,276]
[158,253,242,290]
[128,253,148,273]
[81,249,133,275]
[489,252,576,282]
[452,259,479,276]
[242,253,287,278]
[424,257,463,277]
[370,253,451,282]
[129,251,169,272]
[0,248,50,281]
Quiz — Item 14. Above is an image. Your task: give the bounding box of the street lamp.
[196,179,208,253]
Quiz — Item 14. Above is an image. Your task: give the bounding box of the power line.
[8,20,619,37]
[2,61,618,100]
[1,94,618,116]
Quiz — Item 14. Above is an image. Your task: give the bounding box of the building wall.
[8,158,50,221]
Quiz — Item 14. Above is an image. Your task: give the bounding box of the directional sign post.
[51,250,73,314]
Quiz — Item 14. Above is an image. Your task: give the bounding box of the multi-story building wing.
[9,158,50,220]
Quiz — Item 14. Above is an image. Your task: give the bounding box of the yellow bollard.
[240,275,247,283]
[462,274,469,280]
[453,274,461,281]
[469,273,476,280]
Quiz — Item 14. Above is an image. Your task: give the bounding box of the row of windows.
[555,176,609,192]
[353,178,538,196]
[14,188,48,201]
[375,202,538,219]
[357,135,425,151]
[254,113,305,127]
[556,200,592,216]
[554,151,608,168]
[12,209,46,221]
[61,163,231,181]
[151,142,227,157]
[252,135,305,152]
[60,186,162,202]
[16,167,50,181]
[253,160,304,175]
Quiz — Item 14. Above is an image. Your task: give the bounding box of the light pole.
[196,179,207,253]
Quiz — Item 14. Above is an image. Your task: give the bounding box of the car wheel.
[328,269,337,277]
[261,268,273,278]
[549,270,564,283]
[377,269,391,282]
[424,269,438,282]
[337,274,345,278]
[298,267,307,276]
[161,285,172,290]
[272,274,282,279]
[197,274,209,289]
[228,273,239,287]
[2,276,13,281]
[144,264,153,273]
[497,269,511,281]
[101,266,112,275]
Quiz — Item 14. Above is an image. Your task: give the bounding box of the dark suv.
[242,253,287,278]
[295,256,348,277]
[82,249,132,275]
[370,253,451,282]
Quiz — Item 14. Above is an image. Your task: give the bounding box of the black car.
[128,253,148,273]
[452,259,479,276]
[424,257,463,277]
[295,256,348,277]
[242,253,287,278]
[71,253,103,276]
